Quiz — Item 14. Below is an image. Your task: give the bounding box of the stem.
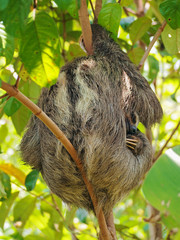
[78,0,93,55]
[123,7,137,16]
[15,64,24,88]
[94,0,102,23]
[134,0,144,17]
[138,20,167,70]
[153,120,180,162]
[89,0,96,20]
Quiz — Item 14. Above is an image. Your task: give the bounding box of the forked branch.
[138,20,167,69]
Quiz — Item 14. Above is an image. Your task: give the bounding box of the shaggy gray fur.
[20,24,163,216]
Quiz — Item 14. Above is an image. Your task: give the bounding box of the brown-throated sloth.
[20,24,163,217]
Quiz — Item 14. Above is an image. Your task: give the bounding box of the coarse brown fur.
[20,24,163,217]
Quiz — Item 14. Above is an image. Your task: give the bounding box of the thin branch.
[123,7,137,16]
[33,0,37,9]
[78,0,93,55]
[138,20,167,70]
[0,93,8,99]
[15,64,24,88]
[0,80,111,240]
[51,193,65,220]
[153,120,180,162]
[89,0,96,20]
[134,0,144,17]
[94,0,102,23]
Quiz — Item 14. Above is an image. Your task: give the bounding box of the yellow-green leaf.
[0,163,26,185]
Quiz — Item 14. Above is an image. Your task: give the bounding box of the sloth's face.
[126,112,139,134]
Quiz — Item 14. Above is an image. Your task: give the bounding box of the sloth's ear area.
[57,72,67,86]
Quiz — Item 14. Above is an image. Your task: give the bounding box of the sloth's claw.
[126,138,138,143]
[126,138,137,150]
[126,144,135,150]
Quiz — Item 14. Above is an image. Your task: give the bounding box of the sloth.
[20,24,163,217]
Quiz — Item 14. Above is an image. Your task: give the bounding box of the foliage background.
[0,0,180,239]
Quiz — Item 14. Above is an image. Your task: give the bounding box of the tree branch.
[89,0,96,20]
[134,0,144,17]
[94,0,102,23]
[78,0,93,55]
[0,80,111,239]
[153,120,180,162]
[123,7,137,16]
[138,20,167,70]
[78,1,112,238]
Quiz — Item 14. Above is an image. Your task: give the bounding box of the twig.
[94,0,102,23]
[89,0,96,20]
[51,193,65,220]
[78,0,93,55]
[153,120,180,162]
[138,20,167,70]
[147,205,162,240]
[51,194,79,239]
[134,0,144,17]
[33,0,37,9]
[15,64,24,88]
[0,93,8,99]
[123,7,137,16]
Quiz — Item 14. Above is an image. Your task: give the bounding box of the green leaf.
[0,181,6,199]
[0,0,9,11]
[0,79,1,87]
[128,47,144,65]
[11,78,41,135]
[0,22,14,65]
[142,146,180,228]
[4,97,22,117]
[120,17,135,32]
[0,192,19,229]
[103,0,116,6]
[148,55,159,81]
[0,124,8,143]
[120,0,133,7]
[98,3,122,36]
[159,0,180,30]
[54,0,80,18]
[67,43,86,61]
[19,70,41,100]
[129,17,151,44]
[0,68,14,84]
[13,196,36,227]
[149,1,164,24]
[161,24,180,55]
[25,170,39,191]
[141,32,150,45]
[0,0,31,37]
[0,172,11,201]
[20,11,61,87]
[11,105,32,135]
